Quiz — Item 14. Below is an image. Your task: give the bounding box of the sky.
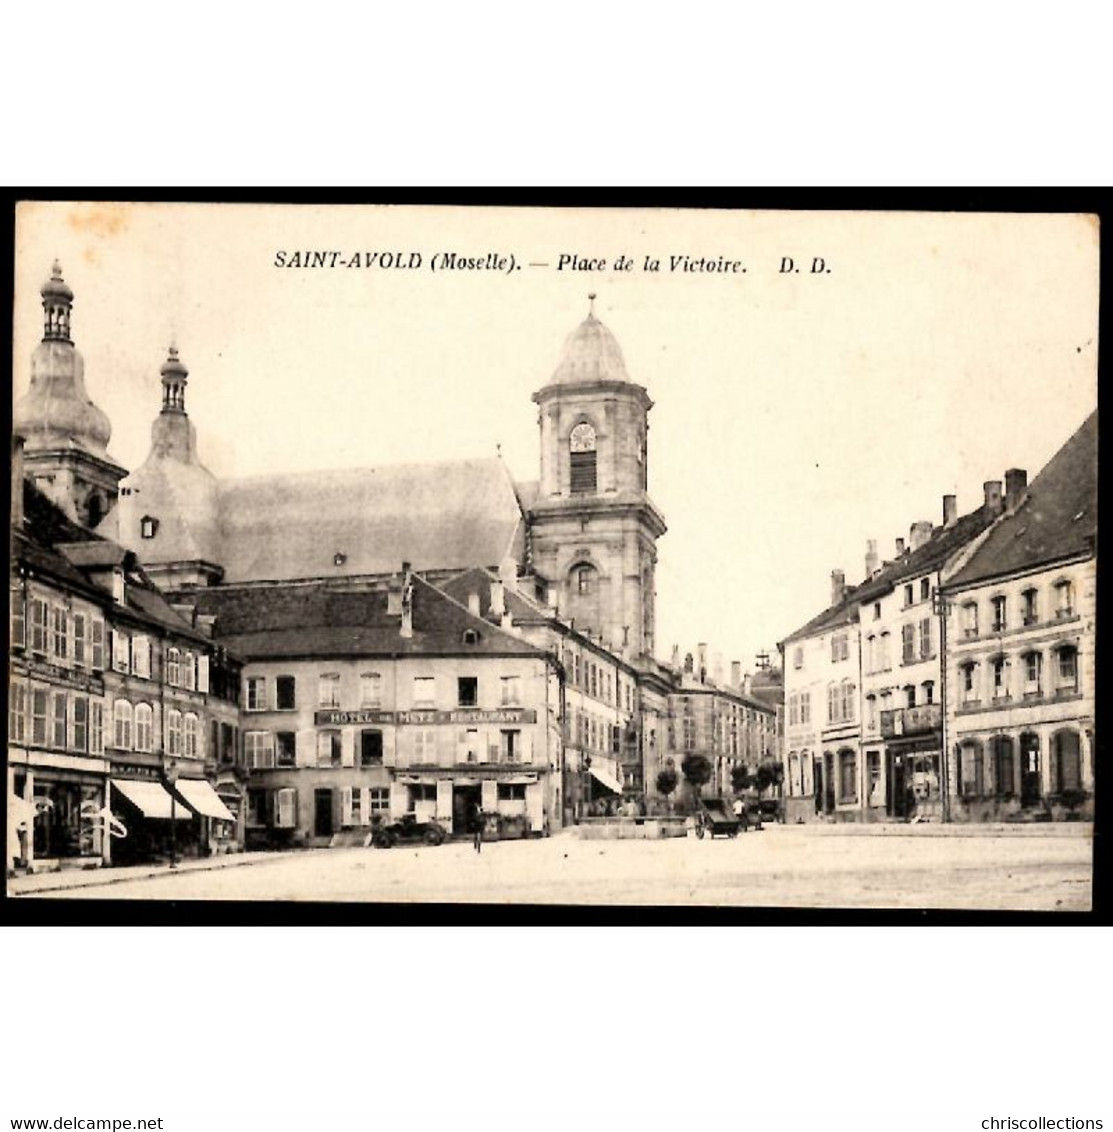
[12,202,1099,675]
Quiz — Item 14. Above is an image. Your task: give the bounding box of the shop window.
[838,750,857,803]
[498,783,527,802]
[960,741,984,797]
[992,736,1015,797]
[368,788,390,816]
[1052,731,1082,793]
[319,673,341,708]
[134,703,153,752]
[360,729,384,767]
[317,730,342,767]
[458,676,478,707]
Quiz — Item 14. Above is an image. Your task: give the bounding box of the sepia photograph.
[6,200,1099,913]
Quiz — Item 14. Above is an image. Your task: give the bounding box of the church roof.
[945,409,1097,588]
[547,312,633,386]
[212,457,525,584]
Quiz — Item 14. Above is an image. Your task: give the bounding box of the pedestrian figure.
[472,806,484,853]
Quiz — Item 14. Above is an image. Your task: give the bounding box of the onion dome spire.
[41,259,74,342]
[160,343,189,413]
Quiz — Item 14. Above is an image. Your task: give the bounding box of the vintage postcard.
[7,200,1098,911]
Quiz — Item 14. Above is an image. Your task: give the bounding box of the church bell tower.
[528,298,666,659]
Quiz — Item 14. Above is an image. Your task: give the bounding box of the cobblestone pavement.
[11,824,1093,910]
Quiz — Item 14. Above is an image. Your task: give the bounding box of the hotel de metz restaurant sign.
[313,708,538,727]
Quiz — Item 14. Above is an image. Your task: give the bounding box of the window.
[113,700,133,750]
[879,632,891,671]
[51,606,68,660]
[412,729,437,765]
[838,750,857,803]
[90,701,104,755]
[792,646,803,670]
[31,688,48,745]
[198,655,211,695]
[682,715,696,752]
[360,729,383,767]
[1055,579,1074,619]
[66,694,87,755]
[865,635,875,674]
[500,675,522,706]
[183,713,199,758]
[112,630,130,673]
[368,788,390,816]
[1024,652,1042,695]
[960,741,984,797]
[498,783,527,802]
[167,709,182,755]
[799,691,811,725]
[921,681,935,705]
[992,736,1015,797]
[246,676,267,711]
[962,602,979,639]
[132,635,151,678]
[275,787,298,828]
[873,602,881,620]
[569,422,597,493]
[49,691,67,747]
[275,675,297,710]
[91,617,105,670]
[411,676,435,708]
[575,565,595,595]
[134,703,153,752]
[184,652,196,691]
[992,596,1007,633]
[831,632,848,663]
[11,588,25,649]
[317,730,342,767]
[276,731,297,767]
[29,598,48,653]
[501,729,521,762]
[458,677,478,707]
[904,584,914,607]
[9,681,27,743]
[140,516,159,539]
[865,694,877,732]
[1052,731,1082,793]
[220,722,235,766]
[245,731,275,770]
[961,663,978,704]
[319,673,341,708]
[1057,646,1078,692]
[919,618,932,660]
[1022,588,1039,626]
[992,657,1010,700]
[462,628,479,646]
[571,655,581,687]
[166,647,180,685]
[920,578,930,602]
[904,685,916,709]
[360,673,382,708]
[901,624,915,664]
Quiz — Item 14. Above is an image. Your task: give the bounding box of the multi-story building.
[183,567,561,845]
[941,411,1097,821]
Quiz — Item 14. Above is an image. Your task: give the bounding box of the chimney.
[943,494,957,527]
[865,539,879,578]
[743,673,753,696]
[731,660,742,688]
[400,566,414,639]
[671,644,681,669]
[468,591,481,617]
[895,537,905,556]
[909,521,932,552]
[983,480,1004,515]
[171,603,197,627]
[830,568,846,606]
[11,432,25,530]
[489,579,505,618]
[1004,468,1028,512]
[698,643,708,683]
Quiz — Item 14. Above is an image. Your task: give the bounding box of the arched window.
[134,703,153,752]
[569,422,597,493]
[113,700,133,750]
[166,647,181,687]
[572,562,596,596]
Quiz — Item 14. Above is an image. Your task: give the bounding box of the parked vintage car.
[368,814,448,848]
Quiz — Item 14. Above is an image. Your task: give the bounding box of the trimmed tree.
[681,754,712,807]
[655,767,679,814]
[731,764,754,795]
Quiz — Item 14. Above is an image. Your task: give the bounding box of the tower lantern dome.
[40,259,74,342]
[160,344,189,413]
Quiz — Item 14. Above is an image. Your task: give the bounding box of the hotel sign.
[880,703,942,739]
[313,707,537,727]
[14,657,105,695]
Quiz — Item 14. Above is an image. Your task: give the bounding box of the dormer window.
[1055,579,1074,619]
[112,569,126,604]
[140,516,159,540]
[462,628,480,646]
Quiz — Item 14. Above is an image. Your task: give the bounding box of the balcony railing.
[879,703,942,739]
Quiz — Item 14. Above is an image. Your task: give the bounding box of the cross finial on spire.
[588,292,596,316]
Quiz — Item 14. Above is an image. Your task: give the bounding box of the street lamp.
[164,756,179,868]
[932,586,953,823]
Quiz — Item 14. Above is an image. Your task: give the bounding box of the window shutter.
[389,783,408,819]
[340,729,355,768]
[341,787,354,827]
[296,729,316,767]
[361,787,372,826]
[457,728,470,765]
[438,728,455,768]
[435,780,453,824]
[481,779,498,812]
[197,655,210,693]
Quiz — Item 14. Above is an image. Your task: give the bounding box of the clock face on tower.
[570,423,596,453]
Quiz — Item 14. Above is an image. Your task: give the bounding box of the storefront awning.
[590,764,623,794]
[174,778,235,821]
[112,779,193,820]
